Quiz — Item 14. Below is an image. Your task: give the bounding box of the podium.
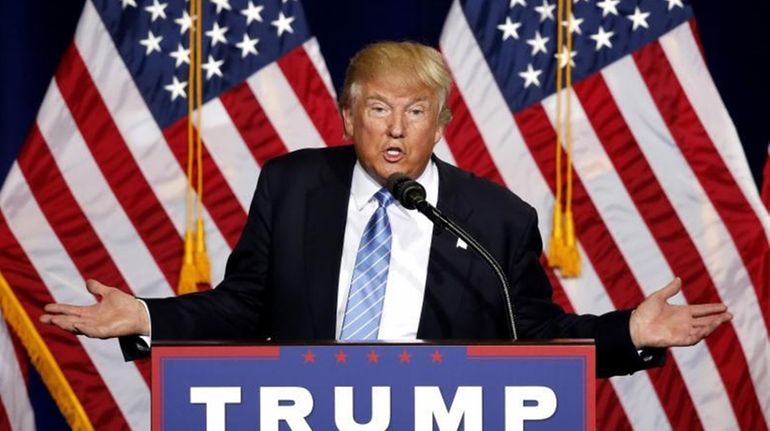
[152,340,595,430]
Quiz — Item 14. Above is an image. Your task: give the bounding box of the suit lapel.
[304,147,356,338]
[418,158,475,339]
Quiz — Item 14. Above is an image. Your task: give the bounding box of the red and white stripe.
[440,1,770,429]
[0,0,343,428]
[0,314,35,431]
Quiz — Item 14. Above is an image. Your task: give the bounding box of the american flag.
[0,0,768,430]
[437,0,770,429]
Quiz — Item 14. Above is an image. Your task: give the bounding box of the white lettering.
[259,386,313,431]
[335,386,391,430]
[505,386,557,431]
[189,386,242,431]
[414,386,482,430]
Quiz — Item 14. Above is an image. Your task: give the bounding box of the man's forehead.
[359,80,436,104]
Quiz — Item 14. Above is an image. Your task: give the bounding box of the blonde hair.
[339,41,453,126]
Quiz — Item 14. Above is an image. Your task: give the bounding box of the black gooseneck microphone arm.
[387,173,518,340]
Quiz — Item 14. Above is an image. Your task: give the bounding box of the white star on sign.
[236,34,259,58]
[271,12,295,36]
[121,0,137,8]
[509,0,526,7]
[206,22,229,46]
[169,43,190,68]
[497,17,522,41]
[627,7,650,31]
[554,46,577,68]
[562,12,583,35]
[241,1,264,24]
[665,0,683,10]
[209,0,232,13]
[596,0,620,17]
[164,76,187,101]
[175,11,194,35]
[518,64,542,88]
[202,55,224,79]
[590,26,614,51]
[534,0,555,22]
[526,30,549,56]
[144,0,168,22]
[139,30,163,55]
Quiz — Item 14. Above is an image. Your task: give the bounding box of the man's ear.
[433,124,445,145]
[342,107,354,138]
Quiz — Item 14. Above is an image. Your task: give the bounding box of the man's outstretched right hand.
[40,279,150,339]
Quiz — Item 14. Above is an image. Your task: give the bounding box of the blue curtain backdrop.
[0,0,768,428]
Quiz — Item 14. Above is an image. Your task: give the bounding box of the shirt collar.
[351,159,438,212]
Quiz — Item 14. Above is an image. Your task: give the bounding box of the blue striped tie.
[340,188,395,340]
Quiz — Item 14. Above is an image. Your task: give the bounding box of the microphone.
[386,173,427,210]
[386,173,519,340]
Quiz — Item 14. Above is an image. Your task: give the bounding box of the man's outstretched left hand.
[629,277,732,349]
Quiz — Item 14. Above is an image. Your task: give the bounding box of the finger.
[693,312,733,329]
[654,277,682,300]
[689,303,728,318]
[43,302,86,317]
[86,279,111,296]
[47,315,85,334]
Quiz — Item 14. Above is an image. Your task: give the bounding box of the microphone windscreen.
[386,173,426,209]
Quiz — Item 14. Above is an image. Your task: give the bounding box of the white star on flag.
[206,22,229,46]
[534,0,555,22]
[589,26,614,51]
[271,12,295,36]
[526,30,549,56]
[236,34,259,58]
[174,11,194,35]
[554,45,577,68]
[509,0,526,8]
[169,44,190,68]
[201,55,224,79]
[209,0,232,14]
[666,0,684,10]
[139,30,163,55]
[562,12,583,35]
[164,76,187,101]
[596,0,620,17]
[497,17,522,41]
[144,0,168,22]
[627,7,650,31]
[518,63,542,88]
[121,0,137,9]
[241,1,264,24]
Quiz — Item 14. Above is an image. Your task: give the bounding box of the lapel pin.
[456,238,468,250]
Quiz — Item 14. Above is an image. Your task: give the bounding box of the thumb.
[655,277,681,301]
[85,279,111,297]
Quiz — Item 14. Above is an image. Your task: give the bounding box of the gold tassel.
[547,200,564,269]
[560,208,581,277]
[0,272,93,430]
[178,229,199,294]
[193,217,211,285]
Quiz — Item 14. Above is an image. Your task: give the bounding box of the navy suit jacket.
[124,145,662,377]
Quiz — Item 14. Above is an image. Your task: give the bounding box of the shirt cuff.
[137,299,152,347]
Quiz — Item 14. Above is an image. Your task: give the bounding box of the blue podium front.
[152,342,595,430]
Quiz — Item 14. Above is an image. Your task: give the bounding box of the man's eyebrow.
[364,94,430,105]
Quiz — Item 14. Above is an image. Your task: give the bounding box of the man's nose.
[387,114,405,138]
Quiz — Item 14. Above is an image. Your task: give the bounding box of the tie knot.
[374,188,395,208]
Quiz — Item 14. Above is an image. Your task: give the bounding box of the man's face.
[343,79,444,185]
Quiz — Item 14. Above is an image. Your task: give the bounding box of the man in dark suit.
[41,41,732,378]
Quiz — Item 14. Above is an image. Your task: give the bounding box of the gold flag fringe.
[0,272,93,430]
[547,0,581,277]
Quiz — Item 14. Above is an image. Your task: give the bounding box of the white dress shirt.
[334,161,439,340]
[143,160,439,344]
